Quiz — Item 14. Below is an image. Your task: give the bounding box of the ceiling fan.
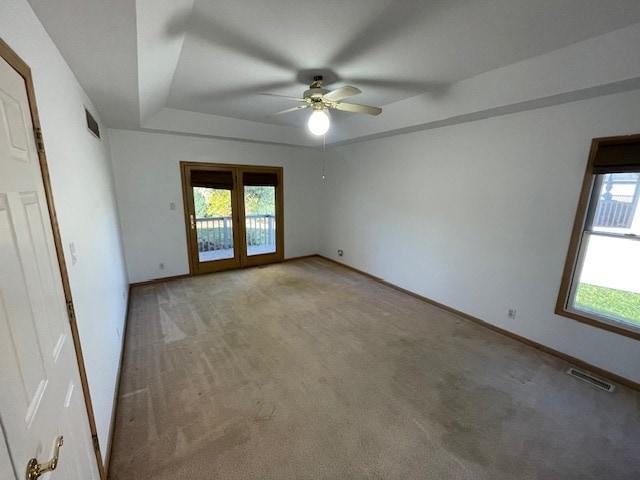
[263,76,382,135]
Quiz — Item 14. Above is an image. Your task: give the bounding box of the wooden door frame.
[238,165,284,268]
[180,162,242,274]
[0,38,106,480]
[180,161,284,274]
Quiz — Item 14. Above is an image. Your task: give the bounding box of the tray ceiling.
[26,0,640,146]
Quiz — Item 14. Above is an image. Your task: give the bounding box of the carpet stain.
[433,374,521,466]
[222,330,240,347]
[255,401,277,421]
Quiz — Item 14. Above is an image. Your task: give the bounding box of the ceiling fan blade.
[167,14,296,71]
[261,93,307,102]
[269,105,310,116]
[188,82,299,103]
[323,85,361,102]
[329,2,429,67]
[332,102,382,116]
[346,78,448,94]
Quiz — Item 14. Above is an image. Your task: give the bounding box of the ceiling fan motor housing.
[303,87,330,100]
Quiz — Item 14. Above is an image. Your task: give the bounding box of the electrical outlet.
[159,262,165,270]
[507,309,517,319]
[337,249,344,257]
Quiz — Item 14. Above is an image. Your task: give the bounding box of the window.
[557,135,640,339]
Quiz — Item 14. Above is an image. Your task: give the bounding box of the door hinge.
[91,435,100,452]
[66,301,75,323]
[33,127,45,153]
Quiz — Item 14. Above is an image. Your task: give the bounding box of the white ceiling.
[26,0,640,147]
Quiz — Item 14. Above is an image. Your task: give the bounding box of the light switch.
[69,242,78,265]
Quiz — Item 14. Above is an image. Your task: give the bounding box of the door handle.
[26,436,63,480]
[190,214,195,230]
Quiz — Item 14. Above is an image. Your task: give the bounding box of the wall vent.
[567,368,615,392]
[85,108,100,139]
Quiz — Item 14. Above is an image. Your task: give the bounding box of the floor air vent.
[567,368,615,392]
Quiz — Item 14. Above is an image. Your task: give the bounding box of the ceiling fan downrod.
[310,75,324,89]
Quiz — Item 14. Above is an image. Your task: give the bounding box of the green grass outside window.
[575,283,640,327]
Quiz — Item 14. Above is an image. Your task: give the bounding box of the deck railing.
[196,214,275,252]
[593,195,635,228]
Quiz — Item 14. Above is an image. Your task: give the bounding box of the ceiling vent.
[85,108,100,139]
[567,368,615,392]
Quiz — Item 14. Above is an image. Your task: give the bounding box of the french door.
[180,162,284,274]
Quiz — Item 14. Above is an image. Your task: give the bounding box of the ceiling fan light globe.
[308,110,330,135]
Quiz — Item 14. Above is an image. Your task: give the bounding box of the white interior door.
[0,53,99,479]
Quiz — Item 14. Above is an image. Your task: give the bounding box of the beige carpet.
[108,257,640,479]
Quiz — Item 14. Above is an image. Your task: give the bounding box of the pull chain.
[322,133,326,179]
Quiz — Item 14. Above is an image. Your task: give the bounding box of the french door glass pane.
[193,186,234,262]
[244,185,276,256]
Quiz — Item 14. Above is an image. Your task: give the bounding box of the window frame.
[556,134,640,340]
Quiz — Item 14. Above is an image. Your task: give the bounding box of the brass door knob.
[26,436,63,480]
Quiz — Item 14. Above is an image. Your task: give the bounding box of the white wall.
[109,129,323,283]
[320,89,640,384]
[1,0,129,461]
